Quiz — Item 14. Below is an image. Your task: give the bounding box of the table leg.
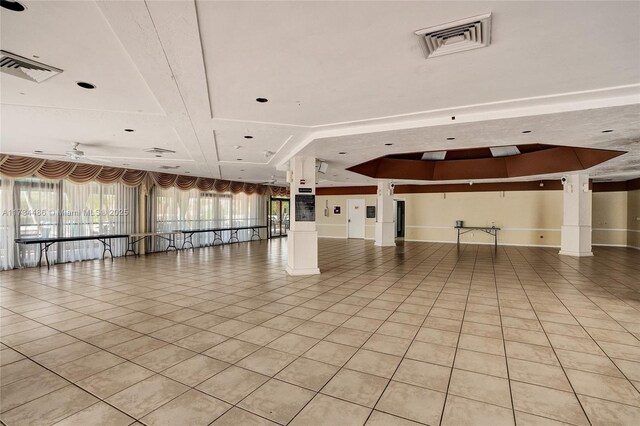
[125,237,137,257]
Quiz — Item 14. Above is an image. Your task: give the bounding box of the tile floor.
[1,239,640,425]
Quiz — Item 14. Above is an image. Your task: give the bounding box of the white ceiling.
[1,0,639,186]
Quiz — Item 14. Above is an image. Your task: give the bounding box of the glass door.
[270,197,290,238]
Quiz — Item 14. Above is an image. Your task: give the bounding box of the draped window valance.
[0,154,288,196]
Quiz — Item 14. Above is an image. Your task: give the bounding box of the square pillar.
[559,173,593,257]
[286,156,320,275]
[375,180,396,247]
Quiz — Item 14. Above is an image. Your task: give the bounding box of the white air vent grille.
[144,147,176,154]
[415,13,492,59]
[0,50,63,83]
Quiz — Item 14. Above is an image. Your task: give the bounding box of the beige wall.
[628,190,640,248]
[316,195,377,239]
[592,191,628,247]
[317,190,638,248]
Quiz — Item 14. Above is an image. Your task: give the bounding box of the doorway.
[347,199,365,239]
[395,200,405,238]
[270,197,290,238]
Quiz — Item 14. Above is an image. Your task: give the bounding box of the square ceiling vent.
[415,13,492,59]
[0,50,63,83]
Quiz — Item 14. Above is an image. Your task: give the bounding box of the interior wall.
[316,195,377,239]
[592,191,628,247]
[628,189,640,249]
[317,189,636,248]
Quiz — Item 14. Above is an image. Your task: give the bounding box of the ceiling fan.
[260,175,283,185]
[33,142,112,164]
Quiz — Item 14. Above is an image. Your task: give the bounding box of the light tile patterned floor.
[1,239,640,425]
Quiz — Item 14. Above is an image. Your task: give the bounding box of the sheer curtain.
[0,178,16,270]
[7,177,136,268]
[152,187,267,249]
[14,178,60,267]
[60,181,137,263]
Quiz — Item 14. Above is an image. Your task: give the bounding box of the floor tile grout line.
[504,246,593,426]
[514,247,640,390]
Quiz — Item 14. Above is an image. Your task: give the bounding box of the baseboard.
[404,238,561,248]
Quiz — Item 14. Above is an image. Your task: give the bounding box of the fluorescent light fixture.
[490,146,520,157]
[316,160,329,174]
[421,151,447,161]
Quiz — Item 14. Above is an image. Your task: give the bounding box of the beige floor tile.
[197,366,269,404]
[406,340,456,367]
[0,358,46,386]
[345,349,401,379]
[321,368,388,407]
[173,330,228,352]
[578,394,640,426]
[204,338,260,363]
[1,385,97,426]
[239,379,315,424]
[343,316,384,333]
[149,323,200,343]
[613,358,640,381]
[555,349,623,377]
[211,407,278,426]
[236,325,285,345]
[132,344,195,372]
[505,341,560,366]
[510,381,589,426]
[458,333,505,355]
[291,394,371,426]
[503,327,550,347]
[514,411,574,426]
[76,361,155,399]
[141,389,231,426]
[565,368,640,406]
[237,347,297,376]
[507,358,572,391]
[53,350,125,382]
[291,321,337,339]
[365,410,424,426]
[106,374,188,419]
[108,336,167,359]
[1,370,68,413]
[162,354,229,386]
[441,394,515,426]
[449,369,512,408]
[52,401,134,426]
[32,341,101,368]
[376,380,446,425]
[414,327,459,347]
[85,328,142,348]
[376,322,419,339]
[363,333,411,356]
[14,333,78,357]
[266,333,319,356]
[325,327,372,347]
[393,358,450,392]
[454,349,508,378]
[303,340,358,366]
[276,357,338,391]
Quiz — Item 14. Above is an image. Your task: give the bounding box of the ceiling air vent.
[144,147,176,154]
[415,13,492,59]
[0,50,63,83]
[158,165,180,170]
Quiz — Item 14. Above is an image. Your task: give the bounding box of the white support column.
[560,173,593,257]
[375,180,396,247]
[286,156,320,275]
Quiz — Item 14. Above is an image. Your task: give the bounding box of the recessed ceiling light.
[122,163,130,166]
[521,130,532,134]
[240,169,245,172]
[76,81,96,89]
[256,98,268,103]
[124,129,135,132]
[602,129,614,133]
[1,0,26,12]
[155,154,162,157]
[385,143,393,146]
[338,152,347,155]
[237,158,243,161]
[33,150,42,154]
[244,135,253,139]
[185,171,190,174]
[446,137,455,140]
